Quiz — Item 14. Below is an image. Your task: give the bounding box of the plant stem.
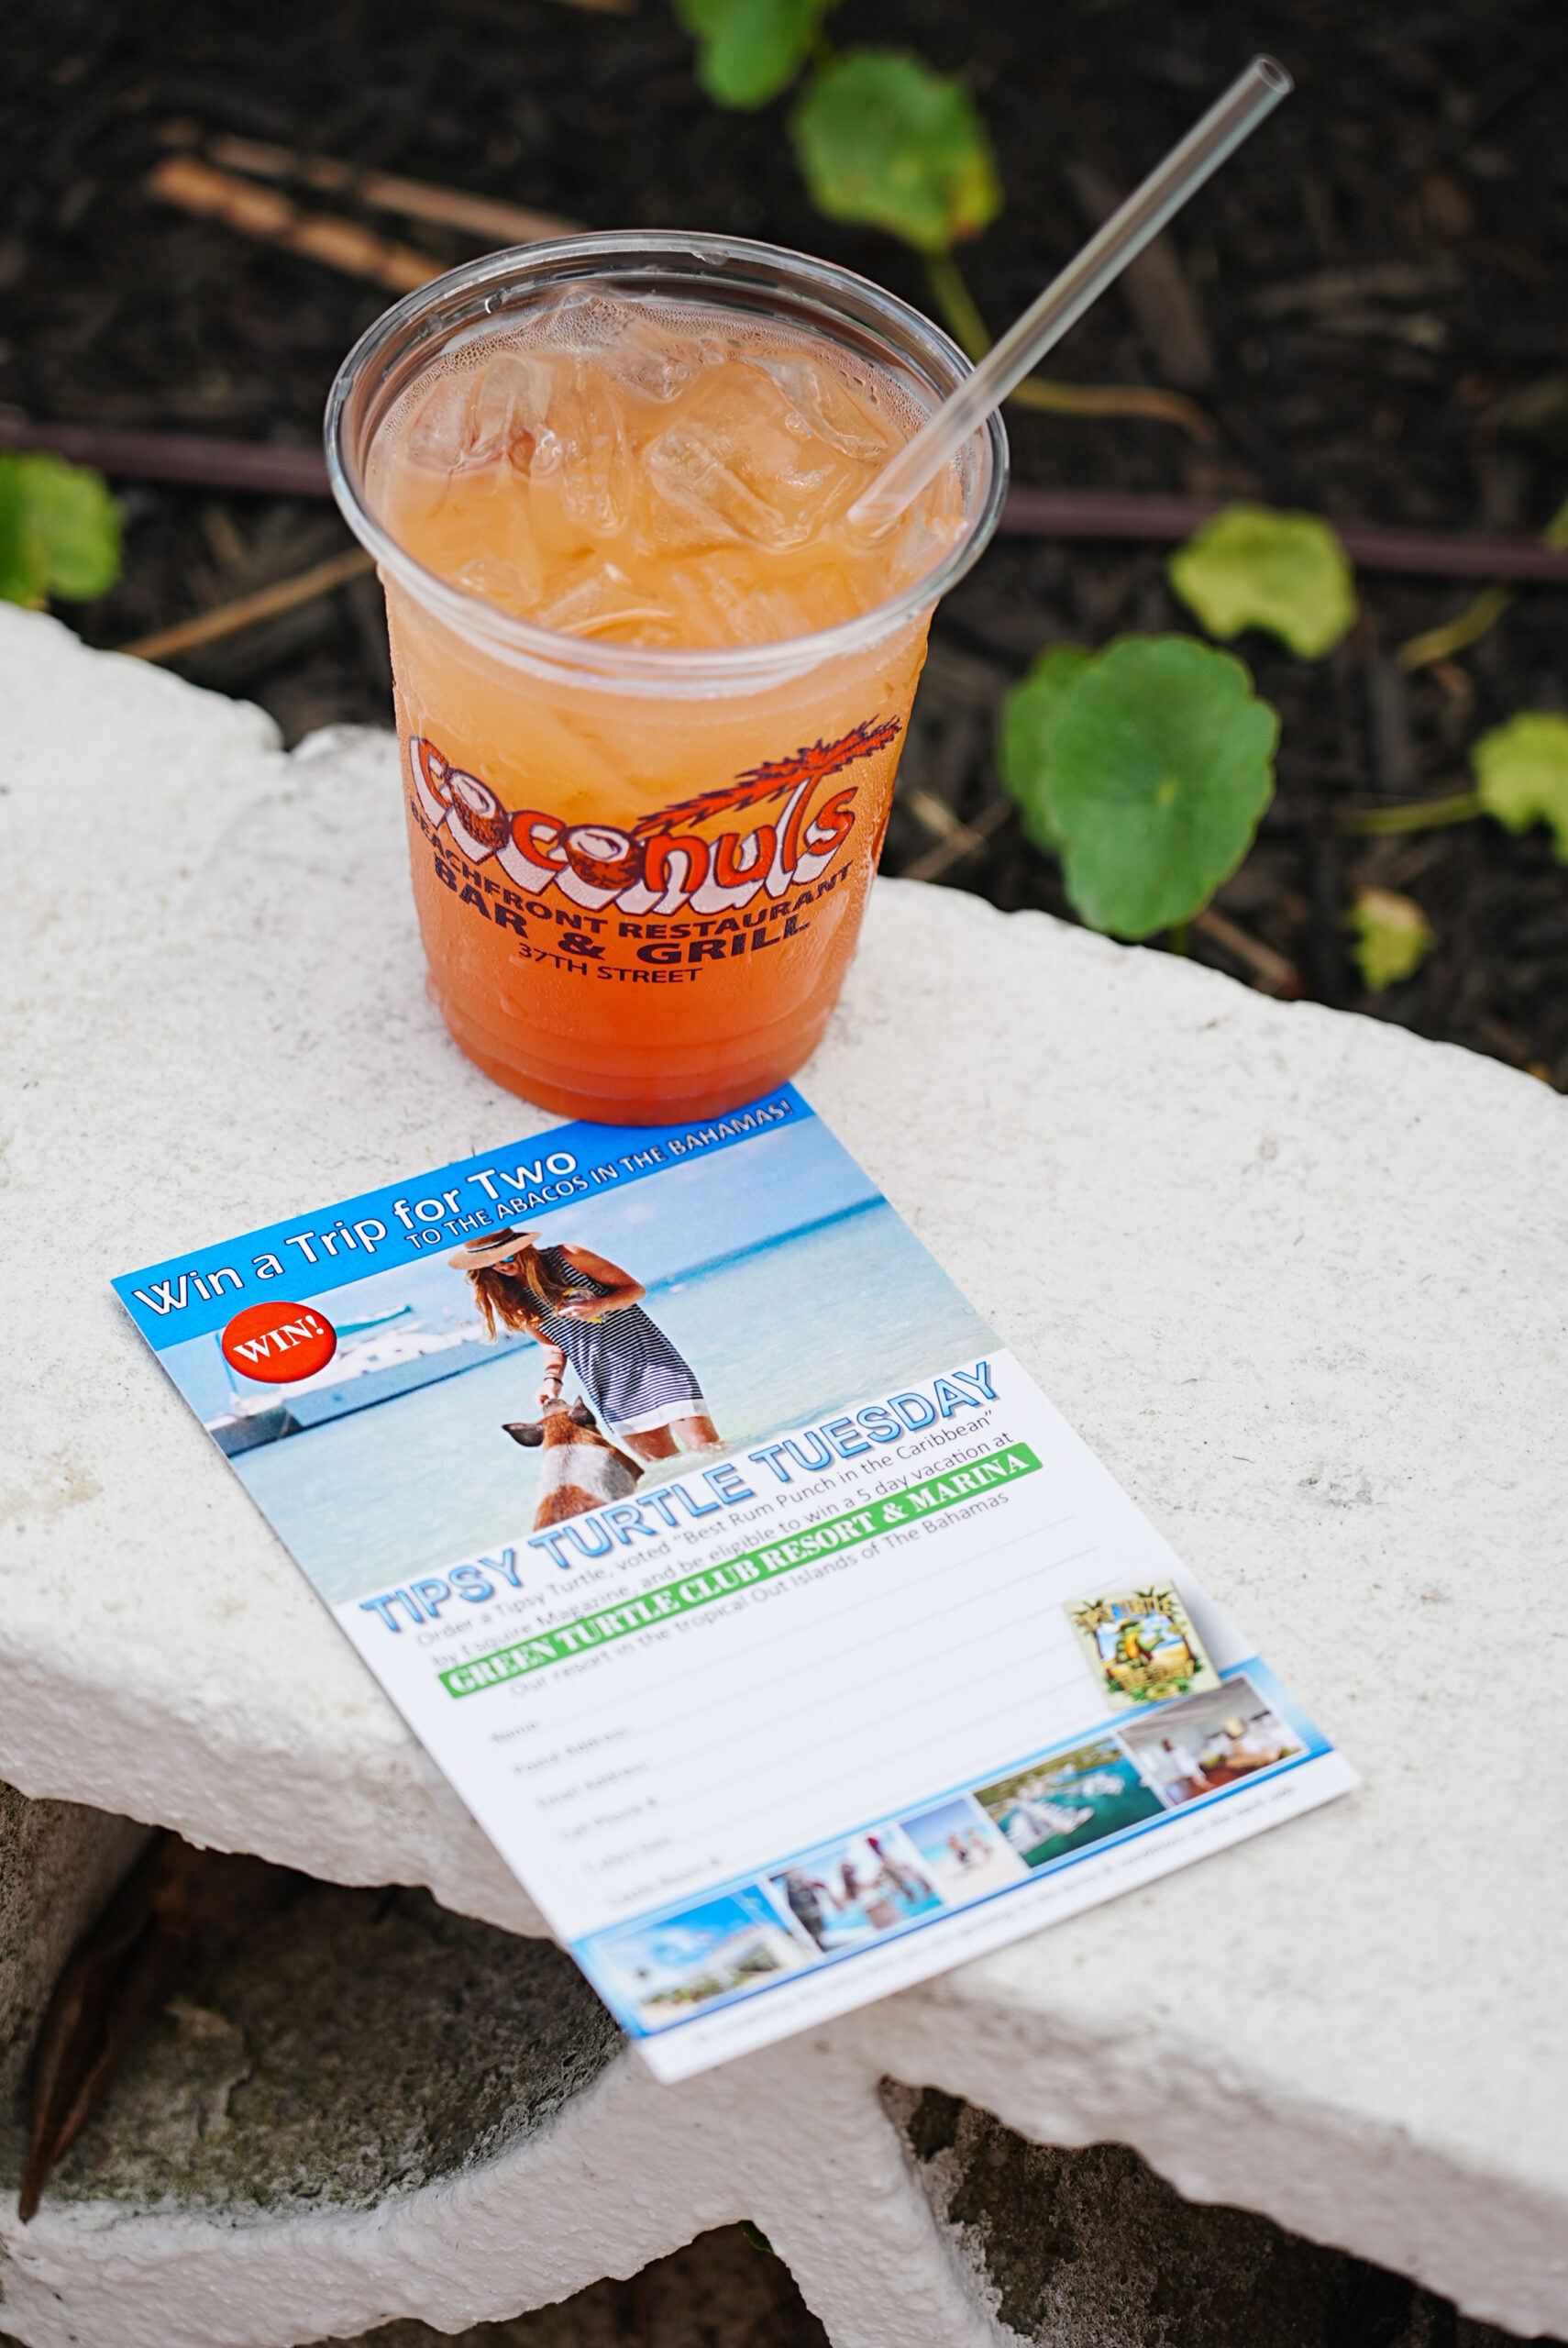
[1339,792,1482,836]
[922,253,1219,443]
[1167,920,1191,954]
[1397,582,1513,672]
[1396,491,1568,671]
[924,253,991,362]
[1006,378,1217,440]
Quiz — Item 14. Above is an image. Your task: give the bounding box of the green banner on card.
[441,1442,1042,1697]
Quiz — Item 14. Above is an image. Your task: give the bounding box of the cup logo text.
[407,717,900,918]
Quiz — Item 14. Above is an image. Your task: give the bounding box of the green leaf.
[1167,503,1356,660]
[1349,888,1433,992]
[673,0,823,108]
[1473,711,1568,860]
[997,643,1094,852]
[1000,635,1278,939]
[0,453,122,609]
[0,464,39,607]
[790,49,1002,254]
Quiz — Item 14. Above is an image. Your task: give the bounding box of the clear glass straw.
[848,55,1293,535]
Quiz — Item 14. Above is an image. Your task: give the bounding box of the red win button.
[221,1301,337,1384]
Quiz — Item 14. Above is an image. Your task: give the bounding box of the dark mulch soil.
[7,0,1568,1081]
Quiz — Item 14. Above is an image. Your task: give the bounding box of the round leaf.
[1167,503,1356,660]
[1349,888,1433,992]
[1045,636,1278,940]
[0,458,44,607]
[1473,711,1568,861]
[674,0,823,109]
[997,643,1095,853]
[790,50,1002,255]
[27,456,122,601]
[0,453,122,607]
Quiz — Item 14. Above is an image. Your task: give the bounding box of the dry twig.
[148,156,443,293]
[22,1835,294,2222]
[1191,904,1304,997]
[999,490,1568,582]
[207,136,578,248]
[9,416,1568,591]
[1060,160,1215,390]
[0,416,331,495]
[899,796,1014,882]
[118,548,373,663]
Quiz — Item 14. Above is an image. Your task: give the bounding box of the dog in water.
[504,1397,642,1528]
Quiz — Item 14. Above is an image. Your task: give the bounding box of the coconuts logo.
[407,716,900,919]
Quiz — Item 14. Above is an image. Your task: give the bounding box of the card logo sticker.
[1066,1584,1220,1711]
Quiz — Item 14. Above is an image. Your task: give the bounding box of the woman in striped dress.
[451,1225,721,1460]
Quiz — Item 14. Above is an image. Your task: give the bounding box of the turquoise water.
[237,1202,994,1605]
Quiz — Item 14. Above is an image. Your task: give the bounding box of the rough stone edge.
[861,1994,1568,2342]
[0,1670,547,1944]
[0,2036,997,2348]
[6,1774,1566,2346]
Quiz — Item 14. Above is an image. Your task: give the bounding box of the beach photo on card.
[1117,1676,1305,1806]
[974,1736,1163,1868]
[898,1794,1027,1899]
[580,1886,812,2032]
[148,1113,994,1604]
[1065,1583,1220,1712]
[769,1823,943,1954]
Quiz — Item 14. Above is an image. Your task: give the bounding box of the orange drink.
[327,237,1006,1123]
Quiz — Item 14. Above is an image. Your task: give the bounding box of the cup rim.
[324,229,1009,691]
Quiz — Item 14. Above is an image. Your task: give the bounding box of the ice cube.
[400,374,474,471]
[401,350,553,471]
[643,371,857,553]
[875,470,967,593]
[530,375,634,540]
[541,292,712,403]
[448,547,544,616]
[738,349,894,462]
[469,351,553,463]
[664,551,856,646]
[534,556,680,644]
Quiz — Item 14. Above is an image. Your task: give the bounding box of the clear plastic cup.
[326,232,1007,1124]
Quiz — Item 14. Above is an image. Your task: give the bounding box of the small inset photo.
[1066,1584,1220,1711]
[974,1738,1163,1868]
[769,1825,942,1955]
[1119,1676,1304,1807]
[586,1888,811,2031]
[899,1794,1028,1900]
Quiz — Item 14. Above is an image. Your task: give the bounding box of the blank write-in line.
[505,1511,1083,1741]
[613,1584,1092,1804]
[663,1674,1086,1862]
[614,1644,1094,1860]
[540,1534,1092,1778]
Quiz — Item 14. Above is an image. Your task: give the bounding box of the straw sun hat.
[447,1226,542,1270]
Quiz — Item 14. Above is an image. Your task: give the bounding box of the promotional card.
[116,1087,1353,2080]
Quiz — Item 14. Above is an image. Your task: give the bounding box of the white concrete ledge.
[3,607,1567,2336]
